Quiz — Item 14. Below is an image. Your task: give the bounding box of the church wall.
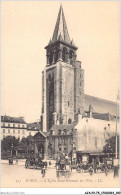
[61,63,74,124]
[46,67,57,130]
[56,63,61,124]
[74,61,84,116]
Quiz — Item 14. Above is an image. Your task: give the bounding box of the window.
[48,74,51,82]
[3,135,5,139]
[18,124,20,128]
[58,137,61,145]
[64,148,66,151]
[108,124,110,128]
[23,130,24,134]
[64,129,67,135]
[13,130,15,133]
[8,129,10,133]
[80,81,81,86]
[22,125,24,128]
[58,129,61,135]
[50,130,53,135]
[104,127,106,130]
[78,108,80,114]
[13,124,15,128]
[3,129,5,133]
[49,51,53,65]
[67,101,69,107]
[3,123,5,127]
[95,137,97,147]
[62,47,68,62]
[68,118,72,124]
[18,130,20,134]
[59,148,61,151]
[80,74,81,77]
[69,50,74,60]
[29,132,31,136]
[8,124,10,127]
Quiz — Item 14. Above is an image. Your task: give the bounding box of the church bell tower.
[41,5,84,132]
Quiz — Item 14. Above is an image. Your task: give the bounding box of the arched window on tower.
[69,50,74,65]
[69,50,74,60]
[68,118,72,124]
[62,47,67,62]
[55,50,58,63]
[49,51,53,65]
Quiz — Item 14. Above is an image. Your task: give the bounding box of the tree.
[18,135,34,153]
[1,136,20,159]
[103,135,120,156]
[1,136,19,152]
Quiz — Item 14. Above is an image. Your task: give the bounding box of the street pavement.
[1,162,120,188]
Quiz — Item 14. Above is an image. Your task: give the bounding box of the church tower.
[41,5,84,132]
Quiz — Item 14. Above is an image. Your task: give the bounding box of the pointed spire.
[51,5,71,44]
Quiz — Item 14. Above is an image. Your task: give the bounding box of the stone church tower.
[41,5,84,132]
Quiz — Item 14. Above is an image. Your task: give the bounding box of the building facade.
[1,116,40,140]
[1,115,27,140]
[39,5,119,160]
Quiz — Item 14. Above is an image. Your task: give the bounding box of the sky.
[1,1,120,122]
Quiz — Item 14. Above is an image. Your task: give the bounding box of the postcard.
[1,0,120,190]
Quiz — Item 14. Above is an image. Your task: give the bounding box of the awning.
[76,151,116,156]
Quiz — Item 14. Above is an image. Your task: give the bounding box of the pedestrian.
[114,167,119,178]
[16,159,18,165]
[89,166,93,176]
[41,166,46,178]
[104,164,108,176]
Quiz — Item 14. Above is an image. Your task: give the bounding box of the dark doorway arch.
[38,144,44,159]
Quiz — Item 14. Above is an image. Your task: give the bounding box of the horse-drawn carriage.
[76,162,95,176]
[76,163,90,173]
[56,153,71,178]
[25,156,47,170]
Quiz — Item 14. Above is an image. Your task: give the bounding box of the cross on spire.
[51,4,71,44]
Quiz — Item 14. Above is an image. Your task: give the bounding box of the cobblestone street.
[1,162,120,188]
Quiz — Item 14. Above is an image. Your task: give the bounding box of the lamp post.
[11,143,13,158]
[108,144,111,159]
[115,96,118,159]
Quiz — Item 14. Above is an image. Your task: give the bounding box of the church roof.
[1,115,26,124]
[84,94,118,117]
[51,5,71,44]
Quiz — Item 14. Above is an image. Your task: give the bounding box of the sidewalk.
[1,159,26,166]
[1,159,56,167]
